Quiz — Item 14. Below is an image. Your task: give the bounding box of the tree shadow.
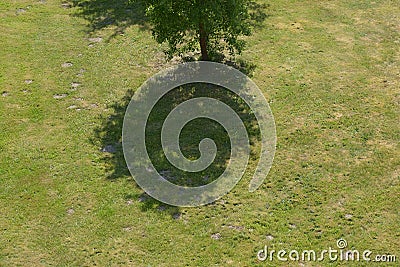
[92,82,261,210]
[71,0,149,39]
[248,1,271,29]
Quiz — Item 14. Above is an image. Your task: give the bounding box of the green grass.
[0,0,399,266]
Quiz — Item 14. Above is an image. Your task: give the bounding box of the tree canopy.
[143,0,252,61]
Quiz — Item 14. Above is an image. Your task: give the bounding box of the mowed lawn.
[0,0,399,266]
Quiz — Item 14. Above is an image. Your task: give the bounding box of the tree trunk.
[199,23,209,61]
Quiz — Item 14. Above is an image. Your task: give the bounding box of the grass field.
[0,0,399,266]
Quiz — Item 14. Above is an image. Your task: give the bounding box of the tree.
[143,0,252,61]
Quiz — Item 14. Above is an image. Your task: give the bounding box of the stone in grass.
[53,93,68,99]
[344,214,353,220]
[211,233,221,240]
[138,193,149,202]
[25,79,33,84]
[202,175,210,182]
[157,205,167,212]
[2,91,9,97]
[85,103,98,110]
[61,2,71,8]
[101,144,117,153]
[123,226,132,232]
[227,225,244,231]
[67,105,78,110]
[71,82,81,90]
[61,62,73,68]
[16,8,26,15]
[172,212,181,220]
[266,234,274,241]
[159,169,178,182]
[76,69,86,77]
[88,37,103,43]
[159,170,172,176]
[67,208,75,215]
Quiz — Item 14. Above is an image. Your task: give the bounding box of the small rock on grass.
[2,91,9,97]
[159,169,178,182]
[71,82,81,90]
[16,8,26,15]
[61,2,71,8]
[67,105,78,109]
[88,37,103,43]
[138,193,149,202]
[101,144,116,153]
[266,234,274,241]
[344,214,353,220]
[202,175,210,182]
[172,212,181,220]
[61,62,73,68]
[53,94,68,99]
[159,170,172,176]
[157,205,167,211]
[25,79,33,84]
[211,233,221,240]
[227,225,244,231]
[76,69,86,77]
